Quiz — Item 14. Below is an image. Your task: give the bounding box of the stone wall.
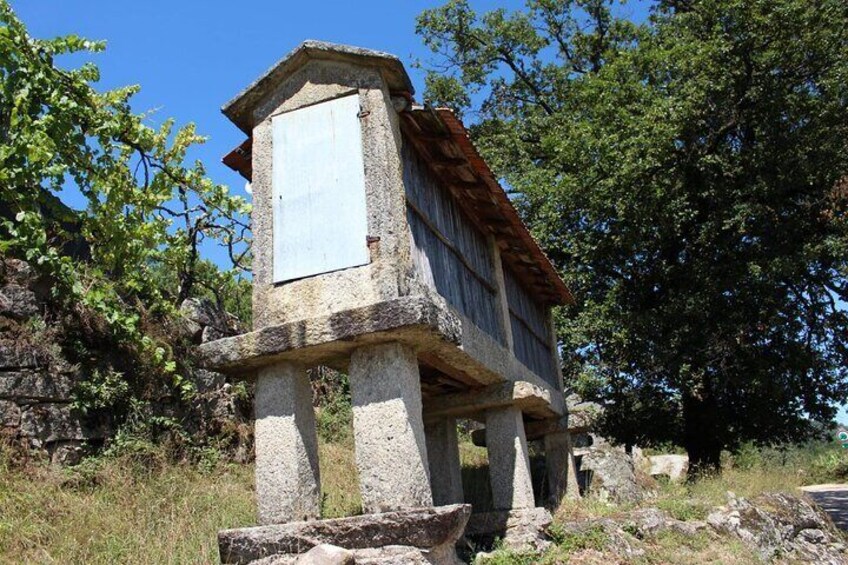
[0,257,252,465]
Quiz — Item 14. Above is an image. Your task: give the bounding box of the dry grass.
[632,530,759,564]
[318,439,361,518]
[1,436,842,564]
[0,454,254,564]
[0,436,363,564]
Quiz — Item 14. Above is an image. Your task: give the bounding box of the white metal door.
[272,93,369,283]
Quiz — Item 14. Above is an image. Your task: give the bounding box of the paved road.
[801,484,848,531]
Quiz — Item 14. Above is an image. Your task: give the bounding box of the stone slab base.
[463,508,553,553]
[218,504,471,565]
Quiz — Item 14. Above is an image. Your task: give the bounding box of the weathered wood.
[503,266,557,387]
[403,140,504,344]
[272,93,370,283]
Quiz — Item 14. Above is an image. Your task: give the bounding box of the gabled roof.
[222,40,414,134]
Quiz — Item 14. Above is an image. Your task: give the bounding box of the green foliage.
[71,369,130,414]
[0,2,251,439]
[417,0,848,471]
[810,450,848,482]
[315,370,353,444]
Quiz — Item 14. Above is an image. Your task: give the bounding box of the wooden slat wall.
[504,266,558,388]
[403,141,504,344]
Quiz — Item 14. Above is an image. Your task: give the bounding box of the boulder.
[295,544,354,565]
[0,371,74,402]
[218,504,471,565]
[706,491,846,564]
[567,403,602,434]
[648,454,689,482]
[0,285,39,319]
[580,446,642,503]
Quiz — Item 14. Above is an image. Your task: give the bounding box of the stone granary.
[200,41,577,562]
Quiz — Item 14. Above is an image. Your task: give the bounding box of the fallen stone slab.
[218,504,471,565]
[464,507,553,552]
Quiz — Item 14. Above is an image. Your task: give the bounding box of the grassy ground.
[0,438,844,564]
[0,452,254,564]
[0,436,363,564]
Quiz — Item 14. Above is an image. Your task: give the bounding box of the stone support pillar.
[424,417,464,505]
[544,431,581,504]
[349,342,433,513]
[485,406,535,510]
[254,362,321,524]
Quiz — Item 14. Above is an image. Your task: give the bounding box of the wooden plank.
[406,199,497,294]
[272,93,369,283]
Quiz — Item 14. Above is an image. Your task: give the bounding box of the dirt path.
[801,484,848,531]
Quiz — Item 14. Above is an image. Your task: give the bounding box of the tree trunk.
[682,392,723,478]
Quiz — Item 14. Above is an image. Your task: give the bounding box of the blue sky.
[10,0,652,209]
[10,1,846,426]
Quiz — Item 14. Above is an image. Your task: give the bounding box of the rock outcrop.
[532,492,844,564]
[580,446,643,504]
[707,492,847,564]
[553,507,708,562]
[0,257,251,465]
